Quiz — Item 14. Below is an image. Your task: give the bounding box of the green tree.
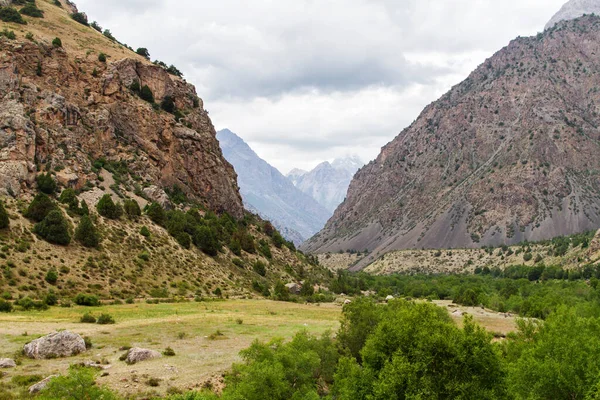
[52,37,62,47]
[20,4,44,18]
[161,96,176,113]
[123,199,141,219]
[146,202,166,226]
[194,225,220,256]
[0,7,26,24]
[0,201,9,229]
[36,173,57,194]
[79,199,90,216]
[25,193,57,222]
[34,209,71,245]
[70,12,89,26]
[38,366,117,400]
[96,194,122,219]
[98,52,106,62]
[140,85,154,103]
[136,47,150,59]
[59,188,78,209]
[229,238,242,256]
[272,231,285,248]
[75,215,100,248]
[45,269,58,285]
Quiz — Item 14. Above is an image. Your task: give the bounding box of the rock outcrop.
[545,0,600,30]
[0,37,243,217]
[29,375,58,394]
[125,347,161,364]
[23,331,86,359]
[304,16,600,267]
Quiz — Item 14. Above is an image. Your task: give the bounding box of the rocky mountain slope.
[304,15,600,267]
[546,0,600,30]
[289,156,363,213]
[217,129,330,244]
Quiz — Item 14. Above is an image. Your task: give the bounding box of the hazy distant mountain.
[545,0,600,30]
[217,129,330,244]
[289,156,363,213]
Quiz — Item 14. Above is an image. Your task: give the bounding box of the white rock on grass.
[125,348,161,364]
[23,331,86,359]
[0,358,16,368]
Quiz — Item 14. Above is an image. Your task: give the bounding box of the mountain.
[303,15,600,267]
[545,0,600,30]
[287,168,308,186]
[217,129,330,244]
[290,156,363,213]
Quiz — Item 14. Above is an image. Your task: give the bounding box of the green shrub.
[163,347,176,356]
[90,21,102,32]
[103,29,115,41]
[74,293,100,306]
[96,194,122,219]
[146,202,166,226]
[161,96,176,113]
[70,12,88,26]
[45,269,58,285]
[36,173,57,194]
[123,199,141,219]
[34,210,71,245]
[232,258,244,268]
[0,7,26,24]
[136,47,150,59]
[0,28,16,39]
[140,85,154,103]
[140,226,151,237]
[0,299,12,313]
[97,313,115,324]
[59,188,78,209]
[523,252,533,262]
[194,225,220,256]
[44,290,58,306]
[98,53,106,62]
[252,260,267,277]
[25,193,56,222]
[37,366,117,400]
[0,201,9,229]
[20,4,43,18]
[75,215,100,248]
[52,37,62,47]
[138,250,150,262]
[53,0,61,6]
[80,313,97,323]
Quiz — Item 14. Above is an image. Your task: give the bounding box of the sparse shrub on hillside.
[140,226,151,237]
[37,366,117,400]
[136,47,150,60]
[36,173,57,194]
[232,258,244,268]
[52,37,62,47]
[0,28,16,39]
[59,188,78,209]
[0,201,9,229]
[74,293,100,306]
[90,21,102,32]
[97,194,122,219]
[20,4,43,18]
[53,0,62,6]
[163,347,176,356]
[194,226,220,256]
[129,79,140,93]
[160,96,176,113]
[167,65,183,78]
[229,238,242,256]
[258,239,272,259]
[0,299,12,313]
[523,252,533,262]
[80,313,96,323]
[140,85,154,103]
[98,53,106,63]
[252,260,267,277]
[146,202,166,226]
[103,29,115,41]
[272,231,285,249]
[123,199,141,219]
[263,221,275,237]
[44,290,58,306]
[235,230,255,254]
[34,210,71,245]
[138,250,150,262]
[45,269,58,285]
[97,313,115,325]
[71,12,88,26]
[75,215,100,248]
[0,7,26,24]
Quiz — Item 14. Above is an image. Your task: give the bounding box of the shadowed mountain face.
[217,129,330,244]
[289,157,363,213]
[303,16,600,267]
[545,0,600,30]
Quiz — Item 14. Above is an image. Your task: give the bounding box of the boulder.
[125,347,161,364]
[0,358,16,368]
[29,375,58,394]
[385,295,394,301]
[23,331,86,359]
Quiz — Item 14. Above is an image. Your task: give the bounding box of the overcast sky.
[77,0,565,173]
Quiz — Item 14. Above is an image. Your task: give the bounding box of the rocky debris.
[304,15,600,267]
[23,331,86,359]
[545,0,600,30]
[142,185,172,209]
[79,360,111,370]
[285,283,302,294]
[125,348,161,364]
[0,358,16,368]
[29,375,58,394]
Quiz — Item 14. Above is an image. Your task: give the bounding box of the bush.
[0,7,26,24]
[80,313,97,323]
[96,194,122,219]
[52,37,62,47]
[140,226,151,237]
[70,12,88,26]
[252,260,267,277]
[523,252,533,262]
[20,4,43,18]
[136,47,150,59]
[140,85,154,103]
[194,225,220,256]
[146,202,166,226]
[97,313,115,324]
[25,193,57,222]
[90,21,102,32]
[0,299,12,313]
[0,28,16,39]
[103,29,115,41]
[123,199,141,219]
[59,188,78,209]
[0,201,9,229]
[44,290,58,306]
[163,347,176,356]
[74,293,100,307]
[36,173,57,194]
[75,215,100,248]
[45,269,58,285]
[98,53,106,62]
[37,366,117,400]
[161,96,176,113]
[34,210,71,245]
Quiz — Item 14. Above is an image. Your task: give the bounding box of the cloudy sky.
[78,0,565,173]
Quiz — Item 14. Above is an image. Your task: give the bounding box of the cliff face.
[0,38,243,217]
[546,0,600,30]
[304,16,600,264]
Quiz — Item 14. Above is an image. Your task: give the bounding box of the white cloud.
[76,0,566,171]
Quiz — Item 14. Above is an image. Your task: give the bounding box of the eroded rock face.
[125,347,161,364]
[0,358,16,368]
[0,38,243,217]
[304,16,600,267]
[23,331,86,359]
